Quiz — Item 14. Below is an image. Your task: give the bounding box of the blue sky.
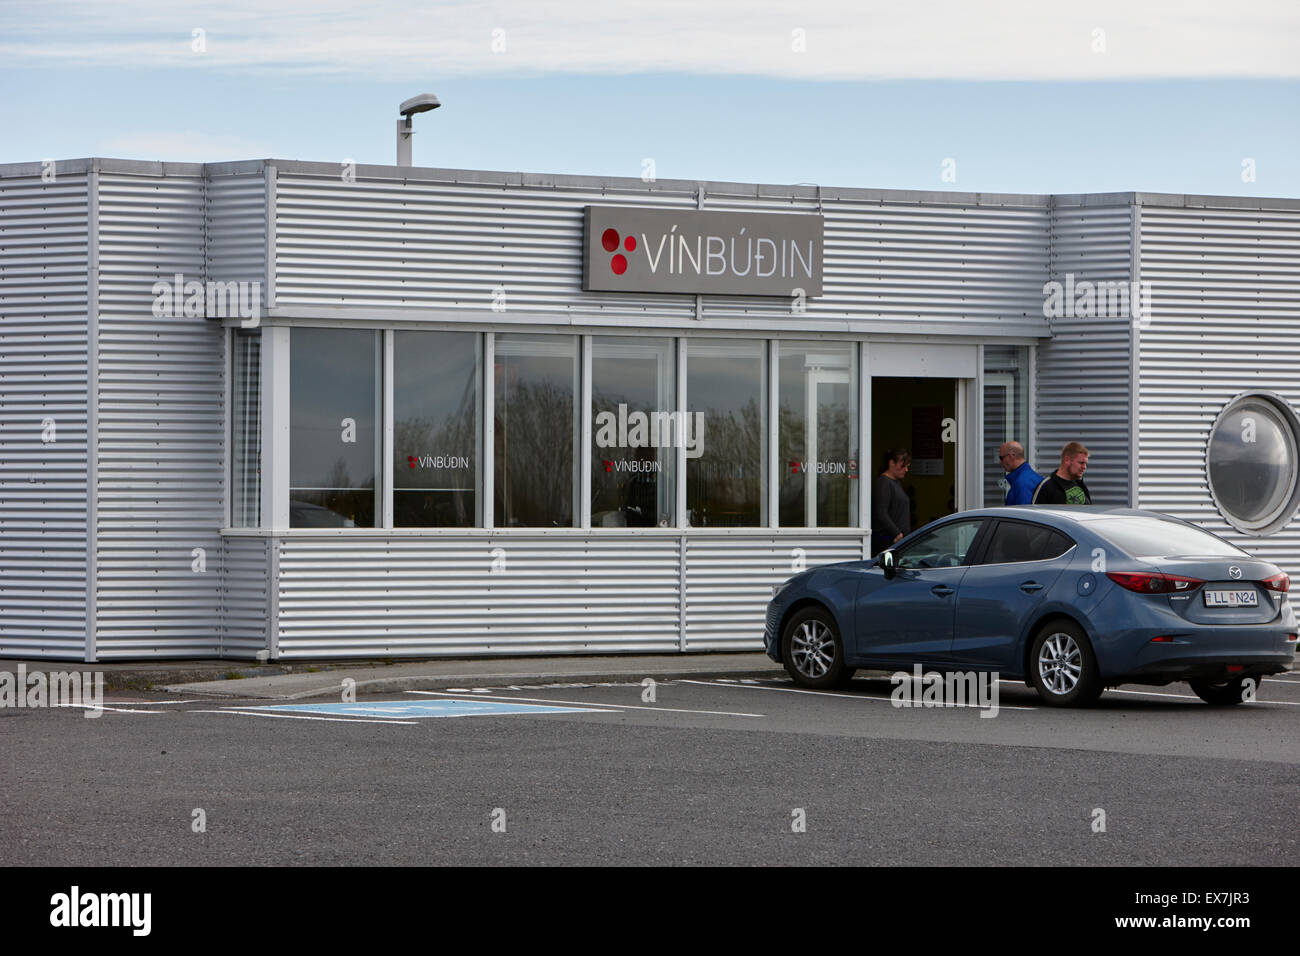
[2,1,1298,197]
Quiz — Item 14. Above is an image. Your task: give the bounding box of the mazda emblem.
[1228,566,1242,579]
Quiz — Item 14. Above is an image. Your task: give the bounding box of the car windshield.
[1090,517,1249,559]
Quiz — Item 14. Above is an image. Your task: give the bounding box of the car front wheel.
[1029,621,1103,707]
[781,606,854,689]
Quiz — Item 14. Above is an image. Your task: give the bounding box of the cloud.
[2,0,1298,81]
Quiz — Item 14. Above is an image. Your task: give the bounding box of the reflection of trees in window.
[690,397,762,526]
[496,378,573,526]
[591,385,664,526]
[778,397,855,527]
[394,372,477,527]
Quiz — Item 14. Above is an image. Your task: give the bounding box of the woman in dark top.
[872,448,911,556]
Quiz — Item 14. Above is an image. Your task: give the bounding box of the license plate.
[1203,589,1258,608]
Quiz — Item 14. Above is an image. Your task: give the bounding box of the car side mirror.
[881,550,896,579]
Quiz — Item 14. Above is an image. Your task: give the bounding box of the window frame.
[1205,391,1300,536]
[252,325,882,534]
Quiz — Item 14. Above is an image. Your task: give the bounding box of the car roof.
[948,506,1179,526]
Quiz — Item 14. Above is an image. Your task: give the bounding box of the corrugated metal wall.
[93,170,226,657]
[1036,200,1135,505]
[683,536,864,651]
[0,169,91,659]
[707,195,1050,330]
[271,165,1050,333]
[206,171,267,290]
[1136,198,1300,576]
[220,535,270,657]
[268,533,861,659]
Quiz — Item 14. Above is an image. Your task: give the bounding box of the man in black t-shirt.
[1032,441,1093,505]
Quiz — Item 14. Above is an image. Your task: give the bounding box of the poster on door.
[911,405,945,476]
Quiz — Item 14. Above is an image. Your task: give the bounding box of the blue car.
[765,507,1297,706]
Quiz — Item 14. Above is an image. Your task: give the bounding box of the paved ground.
[3,668,1296,866]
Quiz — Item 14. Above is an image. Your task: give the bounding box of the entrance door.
[871,377,960,546]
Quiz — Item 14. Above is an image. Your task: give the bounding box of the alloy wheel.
[1037,632,1081,695]
[791,619,835,678]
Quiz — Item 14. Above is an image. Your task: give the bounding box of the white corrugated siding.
[220,535,270,657]
[1136,200,1300,576]
[1036,202,1135,505]
[276,536,682,657]
[683,535,864,651]
[0,171,90,658]
[206,171,267,290]
[93,172,226,657]
[707,195,1050,329]
[269,533,860,659]
[272,168,1051,332]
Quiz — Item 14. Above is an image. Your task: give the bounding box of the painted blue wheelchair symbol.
[247,699,607,719]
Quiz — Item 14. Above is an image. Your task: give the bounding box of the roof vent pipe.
[396,93,441,166]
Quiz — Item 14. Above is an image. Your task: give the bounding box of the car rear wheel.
[1029,621,1103,707]
[782,607,854,689]
[1189,676,1256,705]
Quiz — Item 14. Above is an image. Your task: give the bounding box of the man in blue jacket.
[999,441,1042,505]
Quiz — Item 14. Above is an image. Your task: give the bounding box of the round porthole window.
[1206,392,1300,535]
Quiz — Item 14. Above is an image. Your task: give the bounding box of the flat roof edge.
[260,158,1054,206]
[1,157,1296,208]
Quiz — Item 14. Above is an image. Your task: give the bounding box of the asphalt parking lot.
[3,671,1297,866]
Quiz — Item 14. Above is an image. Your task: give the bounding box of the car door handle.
[1020,582,1045,593]
[931,585,955,597]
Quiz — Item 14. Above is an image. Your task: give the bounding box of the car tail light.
[1149,635,1175,643]
[1286,633,1298,642]
[1260,572,1290,593]
[1106,571,1205,594]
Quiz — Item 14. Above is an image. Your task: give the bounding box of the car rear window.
[1090,517,1249,559]
[980,521,1074,564]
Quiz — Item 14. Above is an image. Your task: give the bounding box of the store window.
[591,336,675,527]
[231,330,261,527]
[778,342,858,527]
[289,328,380,527]
[686,339,765,527]
[983,345,1030,507]
[1207,393,1300,535]
[494,334,579,527]
[394,331,480,527]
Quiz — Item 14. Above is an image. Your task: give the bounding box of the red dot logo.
[601,227,632,275]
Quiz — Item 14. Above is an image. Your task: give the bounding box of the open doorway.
[872,377,958,537]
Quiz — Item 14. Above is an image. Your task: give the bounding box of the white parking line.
[676,679,1036,710]
[187,709,418,725]
[101,699,209,705]
[1105,687,1300,705]
[55,704,160,715]
[408,690,765,718]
